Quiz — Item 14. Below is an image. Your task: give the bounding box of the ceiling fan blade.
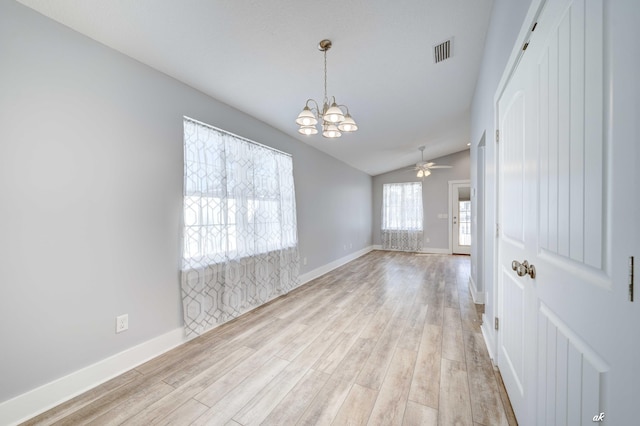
[429,165,452,169]
[425,162,435,167]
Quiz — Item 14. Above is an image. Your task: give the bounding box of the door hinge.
[495,317,499,330]
[630,256,635,302]
[522,42,529,51]
[495,129,499,143]
[496,223,500,238]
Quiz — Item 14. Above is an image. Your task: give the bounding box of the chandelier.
[296,39,358,138]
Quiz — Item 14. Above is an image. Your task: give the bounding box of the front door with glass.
[452,182,471,255]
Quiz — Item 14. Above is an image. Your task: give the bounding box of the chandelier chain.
[323,49,328,105]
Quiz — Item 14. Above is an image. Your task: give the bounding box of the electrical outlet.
[426,237,430,243]
[349,243,353,249]
[116,314,128,333]
[303,257,307,265]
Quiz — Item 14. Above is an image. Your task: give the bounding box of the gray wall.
[372,150,470,250]
[469,0,532,342]
[0,1,371,403]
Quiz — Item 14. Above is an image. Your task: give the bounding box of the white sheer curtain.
[381,182,423,251]
[181,118,299,336]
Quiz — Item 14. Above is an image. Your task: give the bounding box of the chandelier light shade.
[296,39,358,138]
[338,114,358,132]
[322,123,341,138]
[295,106,318,126]
[323,103,345,123]
[298,125,318,135]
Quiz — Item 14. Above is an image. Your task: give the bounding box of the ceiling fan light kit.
[296,39,358,139]
[413,146,452,178]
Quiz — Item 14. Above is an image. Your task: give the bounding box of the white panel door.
[497,41,536,422]
[497,0,639,424]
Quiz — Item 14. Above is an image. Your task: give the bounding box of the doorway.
[450,181,471,255]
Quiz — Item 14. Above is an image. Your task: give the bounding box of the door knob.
[511,260,536,279]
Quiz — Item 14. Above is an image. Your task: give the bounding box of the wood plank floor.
[23,251,517,425]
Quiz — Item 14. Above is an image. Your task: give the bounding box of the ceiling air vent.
[434,39,451,64]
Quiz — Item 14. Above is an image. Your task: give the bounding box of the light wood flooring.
[23,251,517,425]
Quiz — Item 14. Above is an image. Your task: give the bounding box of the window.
[382,182,423,231]
[182,117,297,266]
[181,117,300,336]
[458,200,471,246]
[381,182,423,251]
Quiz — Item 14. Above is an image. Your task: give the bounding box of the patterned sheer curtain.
[181,117,300,336]
[381,182,423,251]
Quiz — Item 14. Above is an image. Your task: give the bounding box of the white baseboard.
[421,247,451,254]
[468,276,485,304]
[481,315,496,362]
[0,328,188,426]
[0,245,380,425]
[299,246,374,285]
[1,247,377,425]
[372,246,450,255]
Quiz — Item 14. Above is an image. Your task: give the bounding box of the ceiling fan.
[411,146,452,178]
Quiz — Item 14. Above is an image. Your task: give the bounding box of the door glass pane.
[459,200,471,246]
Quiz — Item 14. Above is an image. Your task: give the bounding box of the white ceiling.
[17,0,493,176]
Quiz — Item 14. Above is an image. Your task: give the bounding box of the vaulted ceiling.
[17,0,493,176]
